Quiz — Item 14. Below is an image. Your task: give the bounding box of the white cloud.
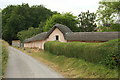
[0,0,101,15]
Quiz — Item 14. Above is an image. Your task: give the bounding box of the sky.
[0,0,101,15]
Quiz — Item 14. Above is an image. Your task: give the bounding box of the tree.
[96,1,120,25]
[2,4,55,44]
[43,13,79,32]
[30,5,54,27]
[78,10,97,32]
[96,1,120,31]
[2,5,17,44]
[17,27,42,42]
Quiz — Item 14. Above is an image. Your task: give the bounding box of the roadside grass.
[17,47,118,78]
[0,40,9,78]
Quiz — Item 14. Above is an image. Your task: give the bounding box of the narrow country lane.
[5,46,63,78]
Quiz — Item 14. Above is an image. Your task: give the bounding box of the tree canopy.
[78,10,97,32]
[96,1,120,25]
[17,27,42,42]
[2,3,55,44]
[2,2,120,44]
[43,13,79,32]
[96,1,120,31]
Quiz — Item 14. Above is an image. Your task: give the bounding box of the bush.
[44,39,119,69]
[97,23,120,32]
[111,23,120,31]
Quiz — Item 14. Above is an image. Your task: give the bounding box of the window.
[56,35,59,41]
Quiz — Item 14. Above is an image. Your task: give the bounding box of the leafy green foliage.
[78,10,97,32]
[96,1,120,32]
[44,39,119,69]
[17,27,42,42]
[43,13,79,32]
[30,5,54,27]
[96,23,120,32]
[96,1,120,25]
[2,4,54,44]
[96,26,113,32]
[111,23,120,31]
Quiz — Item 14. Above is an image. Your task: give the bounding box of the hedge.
[44,39,120,69]
[0,40,9,77]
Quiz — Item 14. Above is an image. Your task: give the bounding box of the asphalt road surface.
[5,46,63,78]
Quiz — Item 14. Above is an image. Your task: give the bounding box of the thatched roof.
[24,24,72,43]
[24,32,47,42]
[24,24,119,43]
[65,32,119,41]
[45,24,72,38]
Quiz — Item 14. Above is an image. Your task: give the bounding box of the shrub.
[44,39,119,69]
[111,23,120,31]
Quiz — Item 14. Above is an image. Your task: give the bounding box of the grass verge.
[16,47,118,78]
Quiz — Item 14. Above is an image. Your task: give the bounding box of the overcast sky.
[0,0,101,15]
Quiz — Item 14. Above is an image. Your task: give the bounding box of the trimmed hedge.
[44,39,119,69]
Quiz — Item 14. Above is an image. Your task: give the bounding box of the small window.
[56,35,59,41]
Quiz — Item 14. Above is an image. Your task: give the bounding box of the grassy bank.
[0,40,9,78]
[45,39,119,69]
[18,48,118,78]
